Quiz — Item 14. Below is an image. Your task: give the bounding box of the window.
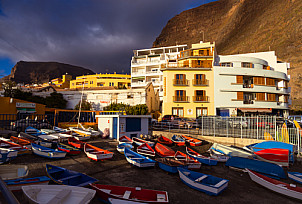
[194,74,206,85]
[220,62,233,67]
[236,76,243,84]
[256,93,265,101]
[196,107,207,117]
[109,82,111,86]
[254,77,265,85]
[266,78,275,86]
[267,93,276,102]
[172,107,184,117]
[237,92,244,100]
[242,62,254,68]
[112,82,114,86]
[127,94,134,99]
[126,118,141,132]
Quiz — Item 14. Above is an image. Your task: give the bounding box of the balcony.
[173,79,189,86]
[243,83,253,88]
[243,100,254,104]
[173,96,189,102]
[193,79,209,86]
[193,96,209,102]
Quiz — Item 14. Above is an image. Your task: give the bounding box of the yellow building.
[162,41,216,118]
[70,72,131,89]
[51,74,72,89]
[0,97,46,115]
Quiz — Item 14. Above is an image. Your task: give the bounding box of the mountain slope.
[4,61,94,84]
[153,0,302,110]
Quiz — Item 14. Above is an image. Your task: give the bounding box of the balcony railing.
[173,96,189,102]
[173,79,189,86]
[193,96,209,102]
[243,83,253,88]
[193,79,209,86]
[243,100,254,104]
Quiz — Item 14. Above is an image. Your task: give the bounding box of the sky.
[0,0,217,76]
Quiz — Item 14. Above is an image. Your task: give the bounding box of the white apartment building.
[131,44,187,101]
[213,51,290,117]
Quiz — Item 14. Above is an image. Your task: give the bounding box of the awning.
[238,108,272,113]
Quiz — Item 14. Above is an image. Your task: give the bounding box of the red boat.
[133,137,154,147]
[181,135,202,146]
[155,143,175,157]
[57,143,81,155]
[84,143,114,161]
[90,183,169,203]
[119,135,133,144]
[174,151,201,170]
[157,136,173,146]
[254,148,289,167]
[0,140,30,155]
[137,143,155,157]
[68,137,86,149]
[10,136,31,148]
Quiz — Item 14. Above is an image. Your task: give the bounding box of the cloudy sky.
[0,0,216,76]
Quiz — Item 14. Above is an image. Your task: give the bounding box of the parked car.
[161,115,180,122]
[228,117,248,128]
[10,119,51,131]
[173,117,196,128]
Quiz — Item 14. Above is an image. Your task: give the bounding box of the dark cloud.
[0,0,216,73]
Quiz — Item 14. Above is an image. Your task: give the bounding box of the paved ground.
[1,136,302,204]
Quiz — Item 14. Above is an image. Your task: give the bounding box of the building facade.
[214,51,290,117]
[69,73,131,89]
[131,45,187,101]
[162,42,216,118]
[51,74,72,89]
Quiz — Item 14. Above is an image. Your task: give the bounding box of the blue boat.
[4,176,50,191]
[156,157,185,173]
[116,143,133,154]
[124,148,156,168]
[171,135,185,146]
[177,167,228,196]
[46,164,98,187]
[0,148,18,164]
[25,126,47,136]
[225,157,286,179]
[288,172,302,184]
[31,143,66,159]
[186,147,218,166]
[246,141,294,162]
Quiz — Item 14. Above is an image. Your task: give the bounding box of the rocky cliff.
[3,61,94,84]
[153,0,302,111]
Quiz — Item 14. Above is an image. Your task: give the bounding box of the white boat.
[211,143,253,159]
[247,169,302,200]
[209,149,229,162]
[0,165,29,180]
[32,143,67,159]
[40,129,57,134]
[22,185,96,204]
[109,198,147,204]
[0,147,18,164]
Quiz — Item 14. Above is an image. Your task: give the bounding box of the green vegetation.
[74,100,93,110]
[103,102,148,115]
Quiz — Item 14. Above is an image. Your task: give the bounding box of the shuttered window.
[237,92,244,100]
[256,93,265,101]
[266,78,275,86]
[267,93,276,102]
[254,77,265,85]
[236,75,243,84]
[284,95,288,103]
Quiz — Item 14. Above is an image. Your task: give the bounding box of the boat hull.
[124,148,156,168]
[155,143,175,157]
[288,172,302,184]
[31,143,66,159]
[5,176,50,191]
[84,143,113,161]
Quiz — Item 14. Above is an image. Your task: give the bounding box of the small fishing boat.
[246,169,302,201]
[90,183,169,203]
[57,143,81,155]
[288,172,302,184]
[209,149,229,162]
[40,128,56,134]
[53,126,68,133]
[181,135,202,146]
[25,126,46,136]
[174,151,201,170]
[137,143,156,157]
[171,135,185,146]
[36,138,54,148]
[119,135,133,145]
[225,157,286,179]
[0,148,18,164]
[178,167,228,196]
[109,198,147,204]
[84,143,114,161]
[155,143,175,157]
[211,143,254,158]
[254,148,289,167]
[22,185,96,204]
[246,141,295,162]
[0,165,28,180]
[155,157,185,173]
[157,136,173,146]
[46,164,98,187]
[68,137,86,149]
[10,136,31,149]
[124,147,156,168]
[117,143,134,154]
[0,139,30,155]
[132,137,155,147]
[31,143,67,159]
[4,176,50,191]
[186,147,217,166]
[69,127,92,139]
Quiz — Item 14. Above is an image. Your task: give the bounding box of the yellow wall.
[145,83,160,113]
[70,73,131,89]
[51,74,72,89]
[162,69,215,118]
[0,97,46,115]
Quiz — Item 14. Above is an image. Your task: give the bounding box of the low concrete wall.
[153,130,266,147]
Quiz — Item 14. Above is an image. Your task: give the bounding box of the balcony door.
[172,107,184,117]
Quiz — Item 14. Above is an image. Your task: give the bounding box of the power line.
[0,36,32,60]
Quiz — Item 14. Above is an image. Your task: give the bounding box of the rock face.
[153,0,302,111]
[5,61,94,84]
